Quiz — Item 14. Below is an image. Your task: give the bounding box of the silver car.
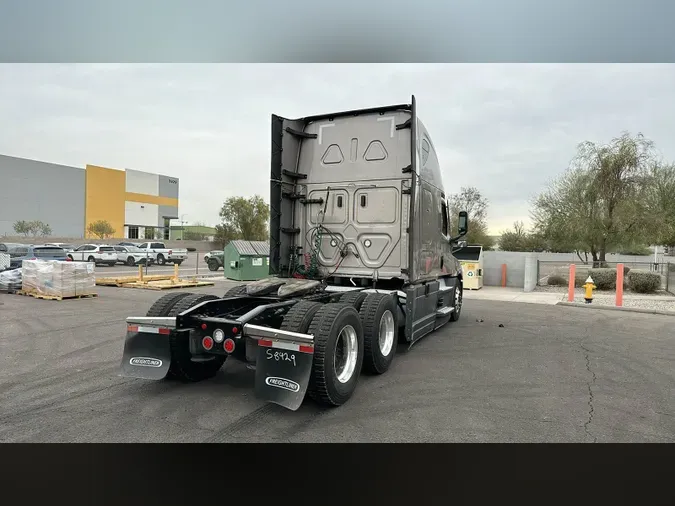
[113,245,153,266]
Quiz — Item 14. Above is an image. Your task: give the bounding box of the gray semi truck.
[120,95,469,411]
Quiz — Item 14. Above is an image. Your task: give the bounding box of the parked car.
[66,244,117,266]
[7,245,69,269]
[205,250,224,271]
[113,245,154,266]
[117,242,140,248]
[0,242,26,253]
[45,242,76,251]
[136,242,188,265]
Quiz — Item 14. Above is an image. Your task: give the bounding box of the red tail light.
[223,338,235,354]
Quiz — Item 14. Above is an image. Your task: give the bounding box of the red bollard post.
[568,264,576,302]
[501,264,507,287]
[616,263,624,307]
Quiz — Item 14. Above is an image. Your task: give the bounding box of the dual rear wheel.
[145,291,226,383]
[279,292,399,407]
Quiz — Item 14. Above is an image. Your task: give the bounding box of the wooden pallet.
[120,279,215,290]
[16,290,98,301]
[96,274,176,287]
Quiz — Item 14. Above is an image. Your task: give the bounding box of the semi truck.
[120,96,469,411]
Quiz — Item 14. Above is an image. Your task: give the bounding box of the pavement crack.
[581,343,597,443]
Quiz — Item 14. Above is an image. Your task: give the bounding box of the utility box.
[454,245,484,290]
[223,240,270,281]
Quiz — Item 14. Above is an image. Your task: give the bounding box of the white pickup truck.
[136,242,188,266]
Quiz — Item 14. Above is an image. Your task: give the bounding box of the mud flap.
[254,338,314,411]
[119,326,173,380]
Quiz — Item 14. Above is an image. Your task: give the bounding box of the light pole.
[180,214,188,241]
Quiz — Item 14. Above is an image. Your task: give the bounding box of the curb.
[556,301,675,317]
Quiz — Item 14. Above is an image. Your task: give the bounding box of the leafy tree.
[37,221,52,237]
[87,220,116,239]
[498,221,529,251]
[213,223,239,249]
[532,132,658,266]
[13,220,31,237]
[219,195,269,242]
[644,163,675,247]
[13,220,52,237]
[448,186,494,250]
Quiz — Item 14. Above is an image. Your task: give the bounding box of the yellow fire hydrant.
[582,276,596,304]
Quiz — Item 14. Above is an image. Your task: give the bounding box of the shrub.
[547,274,567,286]
[588,268,617,290]
[574,269,590,287]
[628,270,661,293]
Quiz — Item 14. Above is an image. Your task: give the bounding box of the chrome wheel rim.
[455,285,462,313]
[334,324,358,384]
[378,310,395,357]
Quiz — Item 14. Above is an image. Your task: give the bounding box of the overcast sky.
[1,64,675,234]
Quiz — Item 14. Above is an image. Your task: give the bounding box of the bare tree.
[448,186,494,249]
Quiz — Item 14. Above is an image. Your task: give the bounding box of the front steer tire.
[359,293,399,375]
[450,279,463,322]
[306,303,364,407]
[166,294,226,382]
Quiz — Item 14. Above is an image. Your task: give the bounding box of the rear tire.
[339,291,369,311]
[126,256,135,266]
[166,294,226,382]
[156,254,166,265]
[208,259,220,271]
[224,285,247,297]
[87,256,95,263]
[67,255,73,261]
[146,291,194,317]
[359,293,398,374]
[307,303,364,407]
[280,301,323,333]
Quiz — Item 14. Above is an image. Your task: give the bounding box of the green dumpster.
[223,240,270,281]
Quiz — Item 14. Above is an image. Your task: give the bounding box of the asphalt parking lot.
[1,282,673,443]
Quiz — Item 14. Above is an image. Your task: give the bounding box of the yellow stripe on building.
[84,164,126,238]
[124,192,179,208]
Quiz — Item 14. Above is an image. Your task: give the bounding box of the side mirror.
[455,240,467,250]
[458,211,468,236]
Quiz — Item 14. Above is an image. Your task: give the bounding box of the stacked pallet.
[19,260,97,300]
